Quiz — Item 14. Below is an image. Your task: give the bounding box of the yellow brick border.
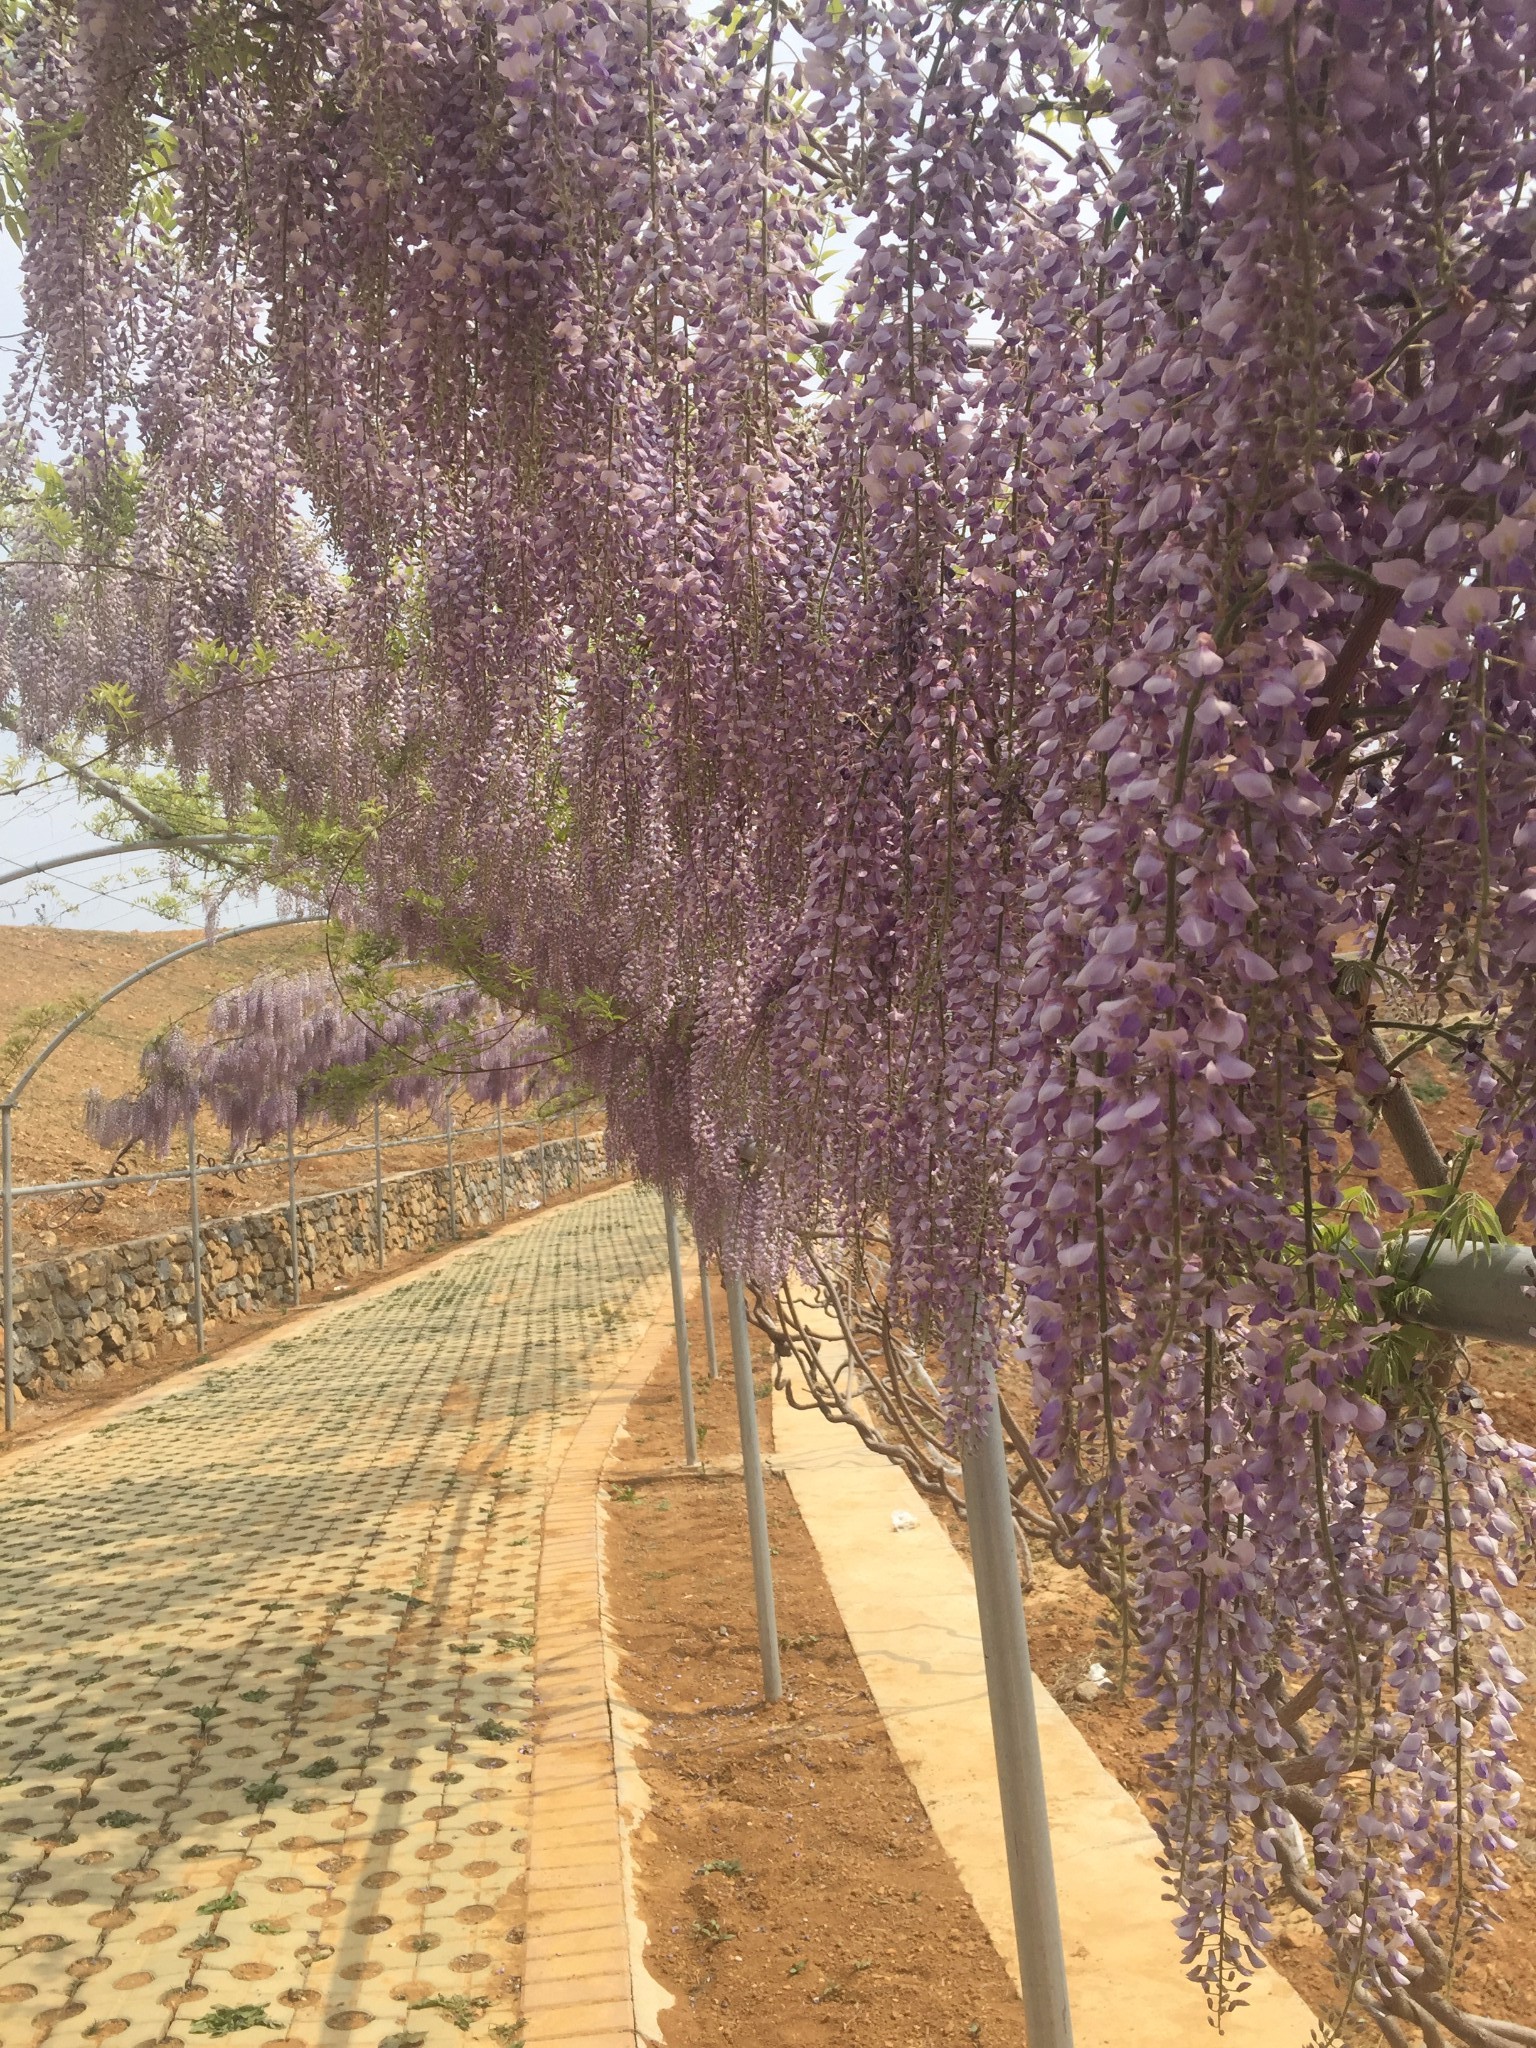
[521,1270,677,2047]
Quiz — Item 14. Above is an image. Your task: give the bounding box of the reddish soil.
[606,1287,1029,2045]
[0,924,325,1182]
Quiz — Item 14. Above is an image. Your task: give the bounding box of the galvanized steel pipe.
[724,1270,782,1703]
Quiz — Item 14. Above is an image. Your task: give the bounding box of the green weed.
[188,2006,279,2036]
[406,1995,489,2032]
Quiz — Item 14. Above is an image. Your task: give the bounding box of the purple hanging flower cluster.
[10,0,1536,2029]
[84,1024,200,1156]
[87,971,549,1154]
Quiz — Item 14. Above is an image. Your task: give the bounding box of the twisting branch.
[1305,580,1400,742]
[748,1240,1089,1588]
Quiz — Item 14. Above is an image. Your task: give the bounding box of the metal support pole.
[2,1103,13,1431]
[495,1102,507,1223]
[1392,1233,1536,1346]
[662,1189,699,1466]
[373,1100,385,1265]
[445,1103,458,1241]
[698,1249,720,1381]
[571,1108,581,1186]
[286,1122,301,1306]
[724,1270,782,1702]
[186,1116,205,1355]
[958,1365,1074,2048]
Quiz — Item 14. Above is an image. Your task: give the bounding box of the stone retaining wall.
[6,1132,607,1397]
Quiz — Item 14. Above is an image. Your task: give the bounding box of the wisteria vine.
[85,972,550,1154]
[4,0,1536,2034]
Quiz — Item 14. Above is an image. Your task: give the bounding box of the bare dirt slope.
[0,925,563,1260]
[0,923,329,1183]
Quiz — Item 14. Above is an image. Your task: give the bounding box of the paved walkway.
[0,1186,668,2048]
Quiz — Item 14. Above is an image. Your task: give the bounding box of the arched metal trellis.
[0,915,328,1429]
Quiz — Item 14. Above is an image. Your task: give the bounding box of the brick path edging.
[522,1270,678,2048]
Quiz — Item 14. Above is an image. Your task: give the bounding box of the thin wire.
[2,857,259,922]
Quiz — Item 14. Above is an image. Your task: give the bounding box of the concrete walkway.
[774,1382,1318,2048]
[0,1186,669,2048]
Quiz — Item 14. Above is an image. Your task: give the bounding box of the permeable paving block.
[0,1186,666,2048]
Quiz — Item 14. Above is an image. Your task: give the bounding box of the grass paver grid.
[0,1187,667,2048]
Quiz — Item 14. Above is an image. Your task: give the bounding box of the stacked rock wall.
[6,1133,606,1396]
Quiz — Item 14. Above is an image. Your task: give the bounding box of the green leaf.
[188,2006,280,2036]
[405,1996,489,2033]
